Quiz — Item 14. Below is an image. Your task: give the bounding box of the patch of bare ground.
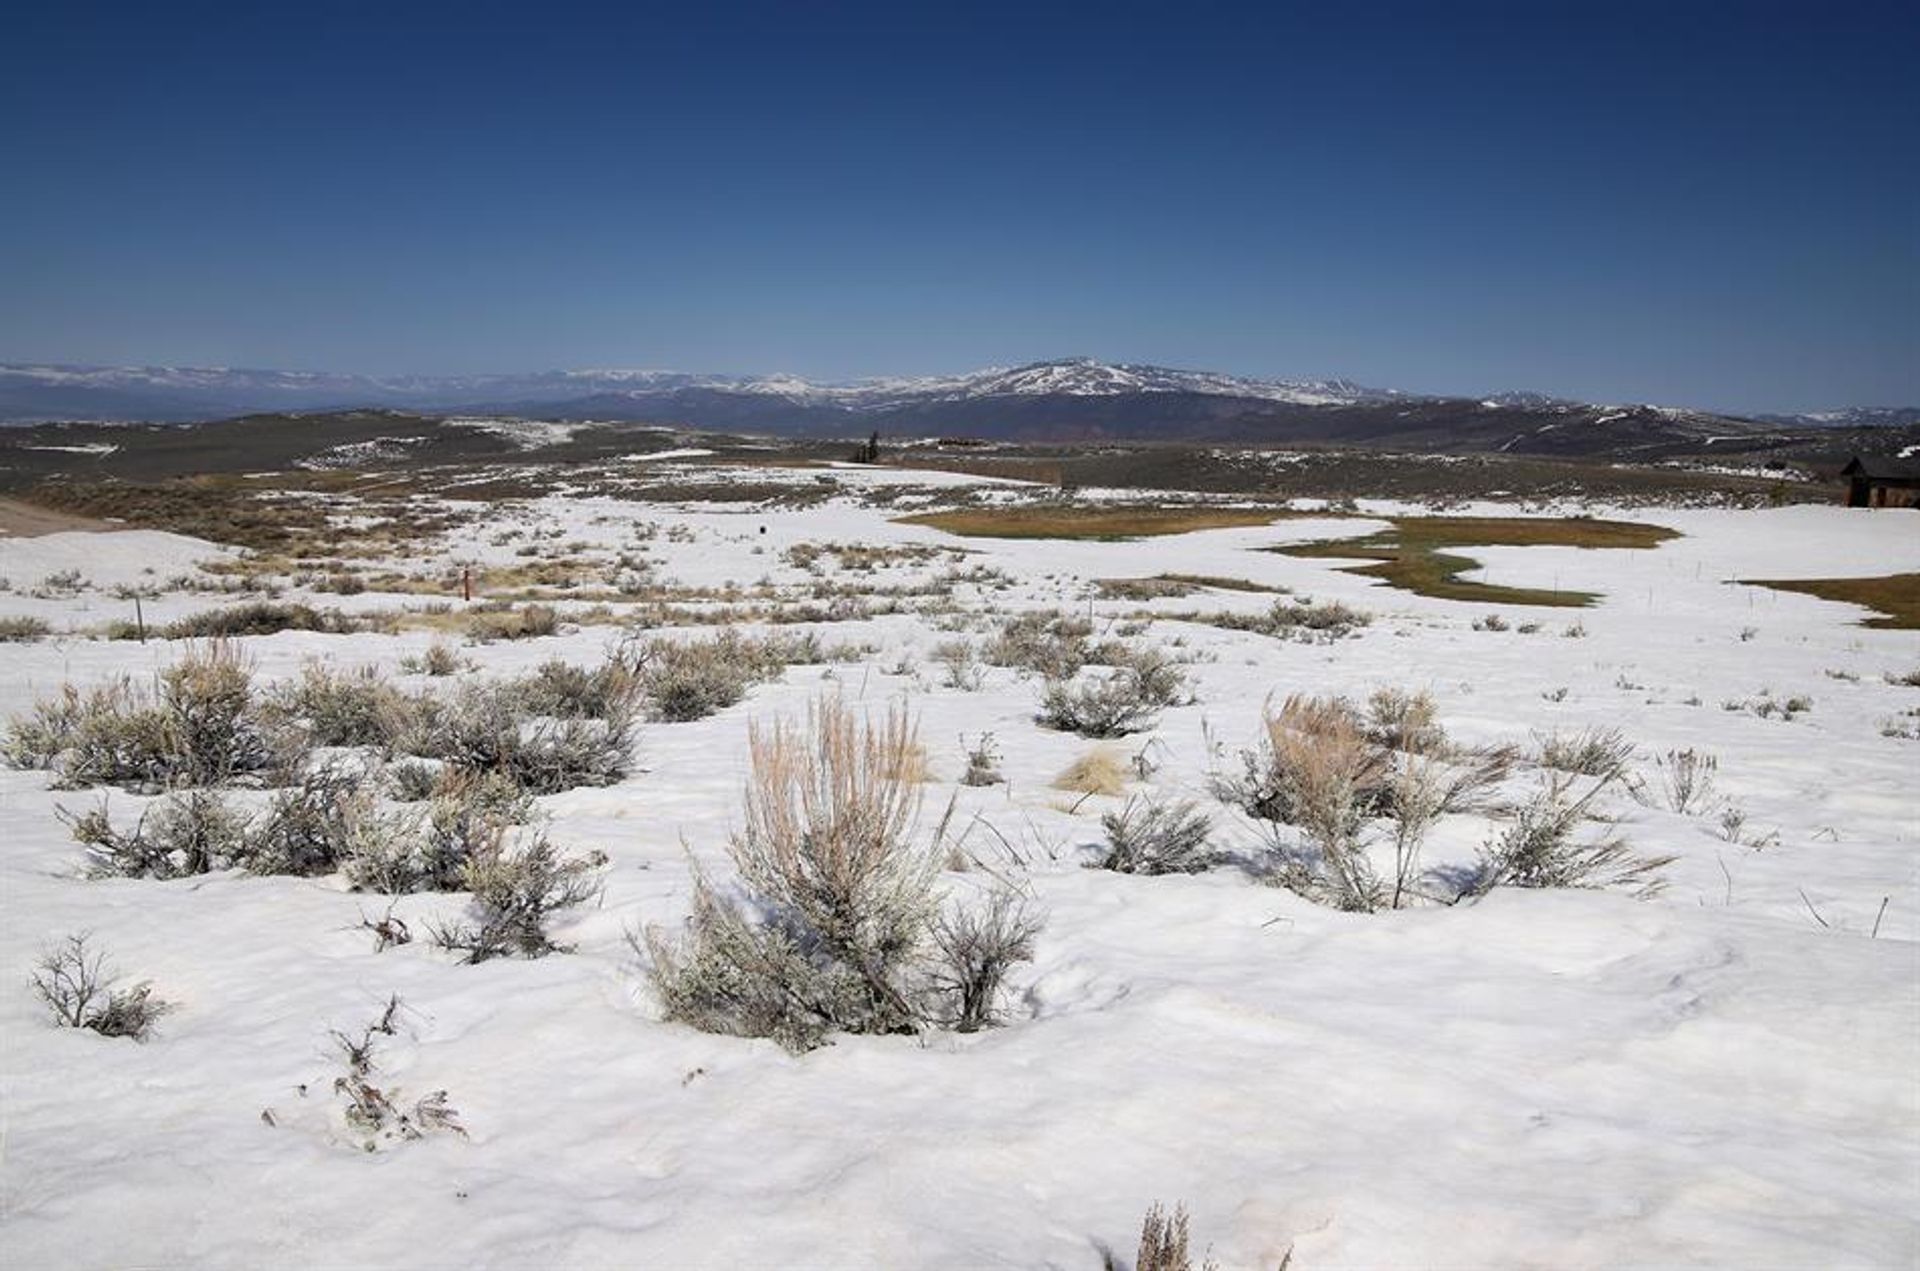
[1736,573,1920,630]
[1272,515,1679,606]
[20,476,475,554]
[0,497,114,537]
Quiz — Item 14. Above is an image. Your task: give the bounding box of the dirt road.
[0,497,114,537]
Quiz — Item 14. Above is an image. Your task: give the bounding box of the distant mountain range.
[1752,407,1920,429]
[0,359,1393,421]
[1,359,1913,456]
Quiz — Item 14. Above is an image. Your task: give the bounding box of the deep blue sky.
[2,1,1914,412]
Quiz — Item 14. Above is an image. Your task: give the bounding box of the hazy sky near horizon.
[2,1,1914,413]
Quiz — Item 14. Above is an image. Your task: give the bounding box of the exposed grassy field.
[1272,515,1680,606]
[898,506,1296,539]
[1737,573,1920,629]
[22,475,474,553]
[25,476,337,550]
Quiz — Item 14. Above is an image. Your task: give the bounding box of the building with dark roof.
[1840,456,1920,509]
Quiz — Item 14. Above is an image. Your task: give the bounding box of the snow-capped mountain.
[0,357,1393,423]
[829,359,1388,408]
[1754,407,1920,430]
[1478,390,1582,410]
[1,358,1911,459]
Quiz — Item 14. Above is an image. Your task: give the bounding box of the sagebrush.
[642,700,1037,1051]
[29,933,169,1040]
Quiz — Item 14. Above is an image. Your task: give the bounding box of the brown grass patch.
[1096,577,1200,601]
[1736,573,1920,630]
[1099,573,1288,599]
[26,477,333,551]
[1051,747,1129,797]
[395,605,609,637]
[899,505,1296,540]
[23,476,473,555]
[1273,515,1678,607]
[888,740,935,784]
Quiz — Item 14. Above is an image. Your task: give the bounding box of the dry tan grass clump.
[733,700,928,915]
[463,602,560,642]
[1052,746,1130,798]
[1238,695,1393,824]
[1106,1202,1209,1271]
[887,739,934,784]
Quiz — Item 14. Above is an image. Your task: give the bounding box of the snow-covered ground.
[1,485,1916,1269]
